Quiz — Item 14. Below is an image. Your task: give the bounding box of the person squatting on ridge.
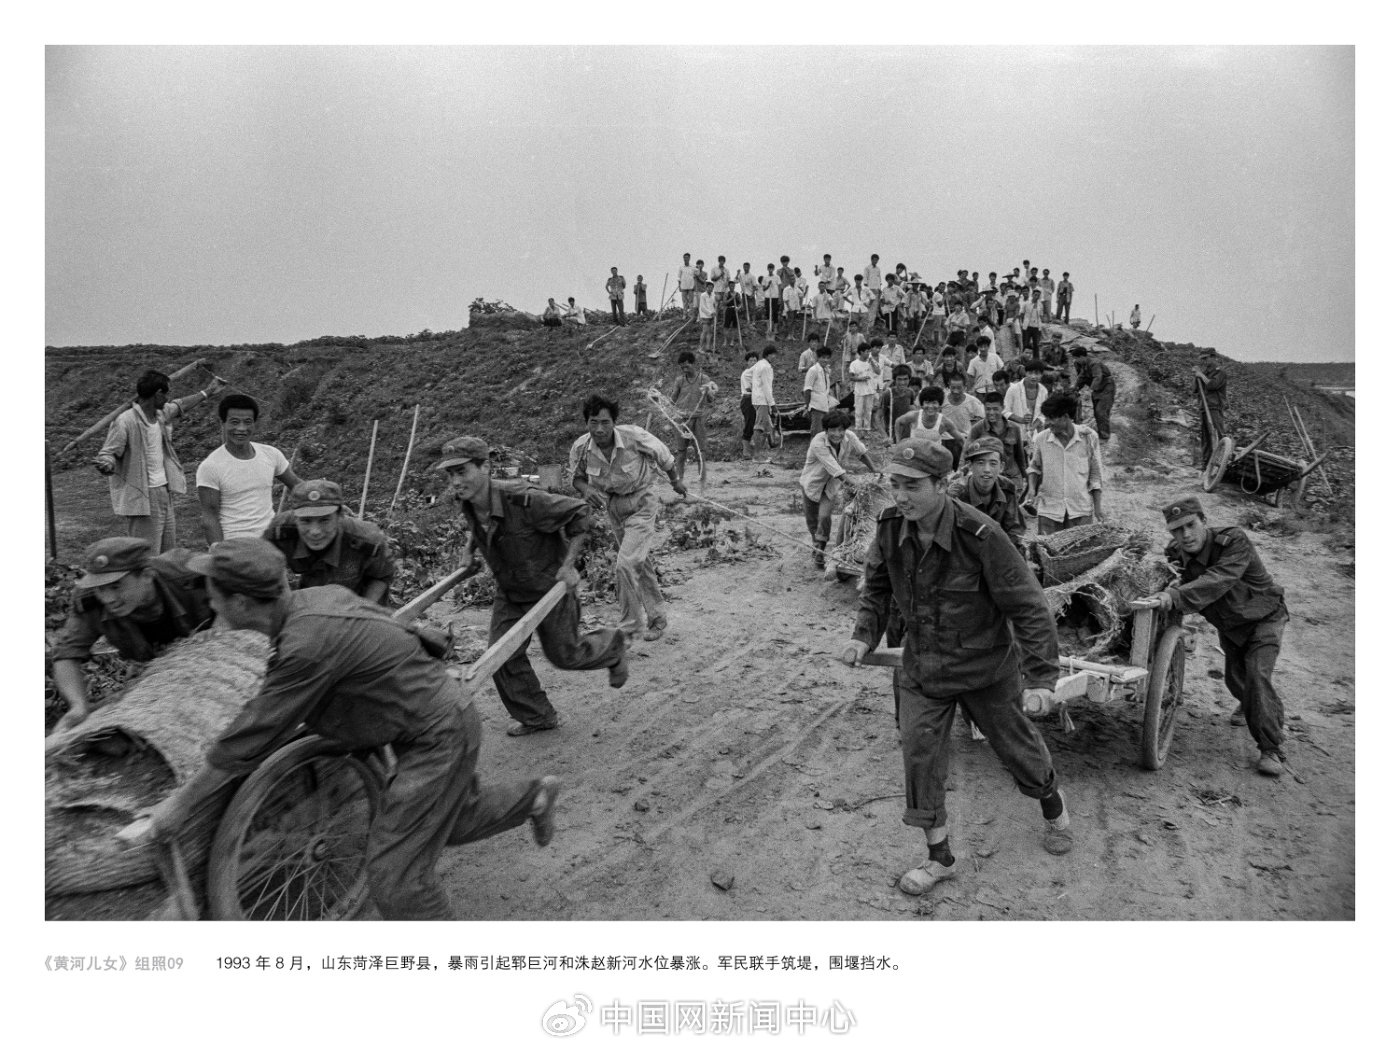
[437,436,629,738]
[116,537,562,921]
[841,438,1072,896]
[569,394,687,643]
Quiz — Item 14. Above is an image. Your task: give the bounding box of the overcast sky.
[46,45,1354,362]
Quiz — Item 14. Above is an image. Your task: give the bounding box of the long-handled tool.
[358,420,379,517]
[390,405,421,512]
[61,358,207,453]
[460,582,568,684]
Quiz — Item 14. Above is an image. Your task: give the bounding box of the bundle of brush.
[1029,522,1150,586]
[1041,536,1176,660]
[824,473,893,576]
[45,629,270,902]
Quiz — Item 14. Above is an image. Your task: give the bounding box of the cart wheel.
[208,736,385,921]
[1140,625,1188,770]
[1201,437,1234,492]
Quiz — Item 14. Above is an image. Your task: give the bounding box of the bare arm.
[197,486,224,545]
[50,659,92,730]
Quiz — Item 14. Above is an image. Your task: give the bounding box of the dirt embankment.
[44,313,1354,921]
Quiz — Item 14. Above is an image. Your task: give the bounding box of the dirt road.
[432,418,1355,922]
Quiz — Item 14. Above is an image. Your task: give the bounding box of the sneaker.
[507,716,559,737]
[530,776,562,846]
[1043,792,1073,855]
[1256,750,1284,777]
[1230,705,1247,727]
[898,858,957,895]
[643,614,668,642]
[608,649,629,689]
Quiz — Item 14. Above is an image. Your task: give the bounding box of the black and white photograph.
[29,19,1377,1047]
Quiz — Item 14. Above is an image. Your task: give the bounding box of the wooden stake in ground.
[390,404,421,512]
[276,445,301,513]
[824,319,832,347]
[656,273,668,321]
[359,420,379,518]
[1094,294,1099,328]
[45,440,58,561]
[1146,314,1156,333]
[61,358,206,453]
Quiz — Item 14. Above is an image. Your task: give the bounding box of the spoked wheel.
[208,736,385,921]
[1201,436,1234,492]
[1140,625,1188,770]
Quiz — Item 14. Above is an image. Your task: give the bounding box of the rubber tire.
[1201,436,1234,492]
[1140,625,1188,770]
[208,735,385,921]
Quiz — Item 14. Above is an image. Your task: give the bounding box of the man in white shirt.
[678,253,697,314]
[710,256,731,294]
[750,345,779,451]
[817,254,836,290]
[847,344,879,433]
[196,394,301,543]
[782,281,803,341]
[1027,391,1104,534]
[738,349,759,459]
[803,345,836,434]
[1004,358,1050,441]
[562,297,587,326]
[799,411,878,569]
[761,263,782,340]
[696,281,717,354]
[862,254,881,298]
[965,337,1004,396]
[939,374,986,468]
[738,263,758,319]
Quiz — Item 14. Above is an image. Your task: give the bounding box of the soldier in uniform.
[119,538,561,920]
[48,537,213,732]
[262,479,397,604]
[946,435,1028,551]
[840,438,1070,896]
[438,435,629,737]
[1136,496,1290,777]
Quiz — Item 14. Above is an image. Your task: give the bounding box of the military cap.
[289,479,345,518]
[1162,496,1205,530]
[189,538,288,599]
[886,438,954,479]
[78,537,152,588]
[432,435,490,471]
[963,436,1005,462]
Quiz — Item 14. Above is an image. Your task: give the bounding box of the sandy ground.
[431,413,1355,922]
[45,356,1355,921]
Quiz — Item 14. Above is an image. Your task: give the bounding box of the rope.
[645,386,706,485]
[685,491,858,569]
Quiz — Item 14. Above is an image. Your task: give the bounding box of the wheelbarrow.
[1198,378,1328,510]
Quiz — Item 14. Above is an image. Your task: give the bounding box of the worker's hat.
[432,435,490,471]
[289,479,345,518]
[77,537,152,588]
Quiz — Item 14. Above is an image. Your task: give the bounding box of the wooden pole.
[276,445,301,513]
[461,582,568,684]
[61,358,206,453]
[656,274,668,320]
[392,566,474,624]
[824,320,832,347]
[1146,314,1155,333]
[1094,294,1099,328]
[586,325,621,353]
[45,440,58,562]
[358,420,379,518]
[390,405,422,512]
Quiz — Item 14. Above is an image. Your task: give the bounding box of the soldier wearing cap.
[1137,496,1290,777]
[1193,349,1227,468]
[840,438,1069,895]
[946,435,1028,550]
[118,537,561,920]
[48,537,214,732]
[262,479,397,605]
[437,434,629,737]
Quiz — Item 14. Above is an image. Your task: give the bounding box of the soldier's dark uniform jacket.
[262,511,396,604]
[459,479,591,602]
[945,477,1026,545]
[1165,525,1287,640]
[51,550,213,663]
[854,500,1058,697]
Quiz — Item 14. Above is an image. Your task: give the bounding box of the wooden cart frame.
[863,604,1191,771]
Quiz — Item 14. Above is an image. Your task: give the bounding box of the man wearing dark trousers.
[840,438,1071,897]
[1137,497,1290,777]
[438,435,629,737]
